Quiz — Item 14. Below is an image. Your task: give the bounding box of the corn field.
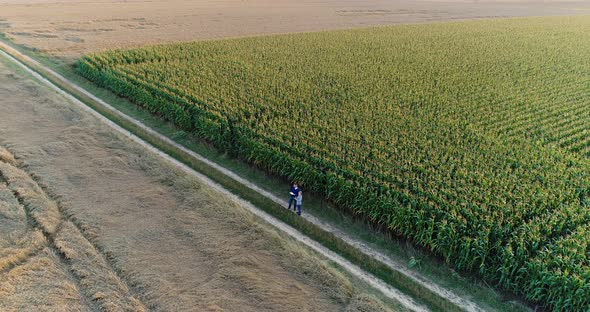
[77,16,590,311]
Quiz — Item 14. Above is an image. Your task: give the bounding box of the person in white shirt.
[296,191,303,216]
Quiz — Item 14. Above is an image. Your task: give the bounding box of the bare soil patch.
[1,0,589,59]
[0,57,392,311]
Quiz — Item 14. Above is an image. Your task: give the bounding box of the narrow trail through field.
[0,41,484,311]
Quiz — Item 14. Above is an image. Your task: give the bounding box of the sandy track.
[0,50,394,311]
[1,0,590,59]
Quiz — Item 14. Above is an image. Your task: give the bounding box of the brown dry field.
[1,0,590,59]
[0,58,395,311]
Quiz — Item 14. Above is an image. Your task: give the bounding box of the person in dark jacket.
[288,183,300,210]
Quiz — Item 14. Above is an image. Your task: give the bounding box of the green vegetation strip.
[77,16,590,311]
[0,42,459,311]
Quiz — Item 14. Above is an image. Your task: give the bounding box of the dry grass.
[0,230,45,273]
[0,182,25,224]
[54,221,146,312]
[0,150,91,311]
[0,147,145,311]
[0,248,91,312]
[0,146,15,165]
[346,294,392,312]
[0,161,60,235]
[0,173,45,274]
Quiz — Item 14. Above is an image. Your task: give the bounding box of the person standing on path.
[288,183,300,210]
[296,191,303,216]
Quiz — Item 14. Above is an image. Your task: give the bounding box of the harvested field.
[0,58,393,311]
[1,0,590,59]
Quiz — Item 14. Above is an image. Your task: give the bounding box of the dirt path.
[0,39,482,311]
[1,0,589,59]
[0,49,396,311]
